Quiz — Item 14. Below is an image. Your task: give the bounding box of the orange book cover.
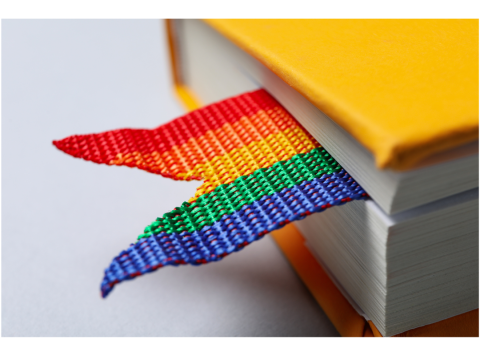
[204,19,479,171]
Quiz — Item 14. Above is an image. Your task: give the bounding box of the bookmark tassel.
[53,89,368,298]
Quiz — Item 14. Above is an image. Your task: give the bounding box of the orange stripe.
[108,106,305,180]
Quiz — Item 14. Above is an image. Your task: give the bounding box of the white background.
[2,19,339,336]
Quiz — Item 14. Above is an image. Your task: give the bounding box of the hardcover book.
[166,19,479,337]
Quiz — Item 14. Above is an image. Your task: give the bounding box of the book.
[270,223,479,337]
[168,19,478,214]
[166,19,479,336]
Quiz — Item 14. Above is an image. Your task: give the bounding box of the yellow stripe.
[182,127,320,201]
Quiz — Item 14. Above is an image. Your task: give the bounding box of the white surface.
[2,20,339,336]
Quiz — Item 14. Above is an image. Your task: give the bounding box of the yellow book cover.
[204,19,479,171]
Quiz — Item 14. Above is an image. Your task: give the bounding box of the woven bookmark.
[53,89,368,297]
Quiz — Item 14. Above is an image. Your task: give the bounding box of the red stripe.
[53,89,281,163]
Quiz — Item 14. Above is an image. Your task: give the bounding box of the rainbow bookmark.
[53,89,368,298]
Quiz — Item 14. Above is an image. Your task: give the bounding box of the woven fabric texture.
[53,89,368,298]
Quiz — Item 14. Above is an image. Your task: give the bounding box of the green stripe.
[138,147,341,239]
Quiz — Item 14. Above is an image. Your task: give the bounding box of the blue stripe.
[100,170,368,297]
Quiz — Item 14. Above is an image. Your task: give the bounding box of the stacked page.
[295,190,478,336]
